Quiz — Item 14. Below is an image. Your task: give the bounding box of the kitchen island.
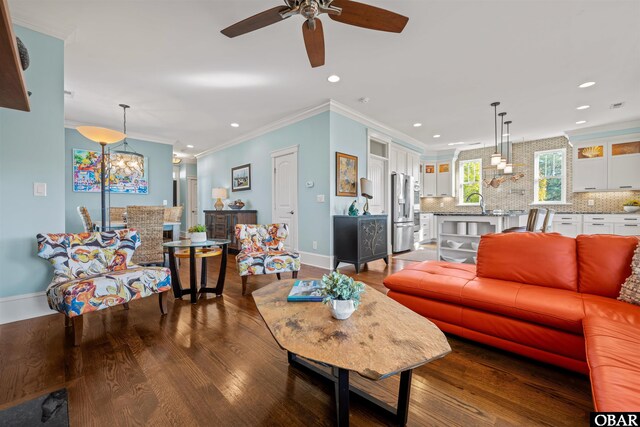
[435,212,528,264]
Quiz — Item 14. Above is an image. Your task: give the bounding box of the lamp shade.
[212,188,227,199]
[360,178,373,199]
[77,126,126,144]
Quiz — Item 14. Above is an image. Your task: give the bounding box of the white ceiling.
[10,0,640,156]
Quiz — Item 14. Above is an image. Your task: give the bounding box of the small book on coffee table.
[287,280,323,302]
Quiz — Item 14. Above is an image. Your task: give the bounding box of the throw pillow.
[618,242,640,306]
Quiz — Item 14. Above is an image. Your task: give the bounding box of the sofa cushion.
[583,316,640,411]
[476,232,578,291]
[582,294,640,326]
[46,266,171,317]
[576,234,638,298]
[383,261,476,305]
[461,278,585,333]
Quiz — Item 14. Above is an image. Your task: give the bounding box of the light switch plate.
[316,194,325,203]
[162,200,168,206]
[34,182,47,197]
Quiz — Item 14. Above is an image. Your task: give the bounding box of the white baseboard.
[299,251,334,270]
[0,291,56,325]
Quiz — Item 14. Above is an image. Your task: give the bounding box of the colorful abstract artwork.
[72,149,149,194]
[336,152,358,197]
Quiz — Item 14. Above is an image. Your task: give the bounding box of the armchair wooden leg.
[292,271,298,279]
[123,303,130,310]
[276,273,281,280]
[65,316,72,328]
[72,315,83,346]
[242,276,248,296]
[159,292,168,315]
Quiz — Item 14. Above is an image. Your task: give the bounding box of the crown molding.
[64,120,176,146]
[195,101,331,158]
[565,118,640,140]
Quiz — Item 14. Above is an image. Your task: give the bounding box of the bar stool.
[174,247,222,292]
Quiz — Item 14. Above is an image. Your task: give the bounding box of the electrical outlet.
[316,194,325,203]
[162,200,168,206]
[312,241,318,250]
[588,199,595,206]
[439,202,444,207]
[33,182,47,197]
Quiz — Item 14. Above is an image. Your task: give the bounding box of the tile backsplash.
[421,135,639,213]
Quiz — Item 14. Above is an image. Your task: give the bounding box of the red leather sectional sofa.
[383,233,640,411]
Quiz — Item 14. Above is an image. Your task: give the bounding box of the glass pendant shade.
[497,159,507,170]
[504,164,513,174]
[109,151,144,177]
[491,153,502,165]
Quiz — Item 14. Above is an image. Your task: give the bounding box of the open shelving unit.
[437,216,502,264]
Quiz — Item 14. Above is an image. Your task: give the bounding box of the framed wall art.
[336,152,358,197]
[231,163,251,191]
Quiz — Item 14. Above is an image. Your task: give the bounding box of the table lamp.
[212,188,227,211]
[76,126,126,228]
[360,178,373,215]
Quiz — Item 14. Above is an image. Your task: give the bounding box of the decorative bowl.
[441,255,467,263]
[623,206,639,213]
[446,240,463,249]
[228,200,245,210]
[471,242,479,251]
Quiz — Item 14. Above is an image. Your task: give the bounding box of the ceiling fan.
[221,0,409,68]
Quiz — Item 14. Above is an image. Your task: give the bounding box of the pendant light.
[490,102,501,166]
[497,112,507,170]
[110,104,144,178]
[504,120,513,174]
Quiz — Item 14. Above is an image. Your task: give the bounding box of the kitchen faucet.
[466,192,486,215]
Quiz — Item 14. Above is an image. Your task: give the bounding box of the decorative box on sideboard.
[333,215,388,274]
[204,210,258,252]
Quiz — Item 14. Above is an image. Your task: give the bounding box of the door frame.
[367,130,392,255]
[271,145,299,252]
[186,177,198,231]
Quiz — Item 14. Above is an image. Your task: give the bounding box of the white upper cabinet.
[389,144,421,179]
[407,153,420,181]
[608,141,640,190]
[572,142,608,192]
[436,161,454,197]
[422,163,437,197]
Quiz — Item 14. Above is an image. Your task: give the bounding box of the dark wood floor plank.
[0,255,593,426]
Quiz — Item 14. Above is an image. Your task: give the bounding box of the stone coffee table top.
[252,279,451,380]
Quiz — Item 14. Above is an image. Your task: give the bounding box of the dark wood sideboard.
[204,210,257,252]
[333,215,388,274]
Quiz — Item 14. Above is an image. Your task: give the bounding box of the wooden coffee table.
[252,279,451,426]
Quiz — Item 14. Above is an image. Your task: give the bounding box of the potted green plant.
[623,199,640,213]
[320,270,365,320]
[188,224,207,243]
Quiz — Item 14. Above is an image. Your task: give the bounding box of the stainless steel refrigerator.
[391,173,415,253]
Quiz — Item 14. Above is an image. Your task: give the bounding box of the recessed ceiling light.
[576,105,590,110]
[448,142,465,146]
[327,75,340,83]
[230,123,240,128]
[579,81,595,88]
[413,123,422,127]
[576,120,587,125]
[433,134,441,138]
[186,144,194,148]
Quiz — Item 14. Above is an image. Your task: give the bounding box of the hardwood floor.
[0,256,593,426]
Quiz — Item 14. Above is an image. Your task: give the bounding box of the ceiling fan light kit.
[221,0,409,68]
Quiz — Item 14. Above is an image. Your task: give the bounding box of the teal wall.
[179,162,197,231]
[198,112,331,255]
[0,27,65,298]
[65,128,174,232]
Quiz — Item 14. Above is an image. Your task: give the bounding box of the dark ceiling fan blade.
[221,6,290,38]
[329,0,409,33]
[302,19,325,68]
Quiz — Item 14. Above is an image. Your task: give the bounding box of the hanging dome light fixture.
[497,111,507,170]
[109,104,144,178]
[490,102,502,166]
[504,120,513,174]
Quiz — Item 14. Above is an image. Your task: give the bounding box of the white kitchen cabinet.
[422,163,437,197]
[608,141,640,190]
[614,224,640,236]
[583,222,615,235]
[572,142,607,192]
[408,153,420,181]
[552,221,581,238]
[436,161,454,197]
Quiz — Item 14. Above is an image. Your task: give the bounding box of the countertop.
[433,212,527,217]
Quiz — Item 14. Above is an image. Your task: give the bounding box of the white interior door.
[272,148,298,251]
[187,177,198,229]
[368,156,387,214]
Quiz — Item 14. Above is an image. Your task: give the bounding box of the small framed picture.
[336,152,358,197]
[231,164,251,192]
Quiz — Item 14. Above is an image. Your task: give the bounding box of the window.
[534,148,566,204]
[458,159,482,205]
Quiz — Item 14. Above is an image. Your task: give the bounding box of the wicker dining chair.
[77,206,94,232]
[126,206,165,265]
[164,206,184,223]
[109,207,127,223]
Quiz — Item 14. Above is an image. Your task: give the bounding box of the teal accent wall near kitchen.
[198,111,331,255]
[65,128,174,232]
[179,162,197,231]
[0,27,64,298]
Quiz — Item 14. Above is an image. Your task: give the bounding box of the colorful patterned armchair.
[235,224,300,295]
[37,230,172,345]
